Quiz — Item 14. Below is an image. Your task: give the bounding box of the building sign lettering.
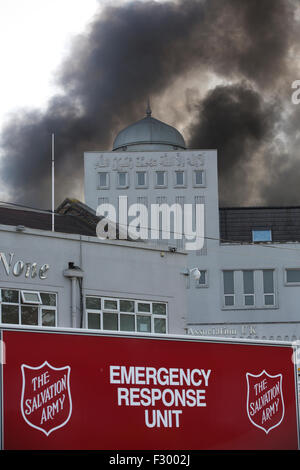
[110,365,212,429]
[0,252,50,280]
[187,325,257,338]
[94,152,205,171]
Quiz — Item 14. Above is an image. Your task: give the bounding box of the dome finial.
[146,97,152,117]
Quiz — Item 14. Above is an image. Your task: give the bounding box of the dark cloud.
[188,83,279,206]
[0,0,298,208]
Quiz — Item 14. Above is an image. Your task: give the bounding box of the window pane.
[104,299,118,310]
[120,314,135,331]
[245,295,254,306]
[88,312,101,329]
[198,271,207,285]
[21,306,38,325]
[103,312,118,330]
[224,295,234,306]
[252,230,272,242]
[40,293,56,306]
[118,172,127,186]
[243,270,254,294]
[223,271,234,294]
[137,172,145,186]
[120,300,134,312]
[2,304,19,324]
[99,173,107,186]
[137,315,151,333]
[195,170,203,185]
[22,292,40,303]
[152,303,166,315]
[154,318,166,334]
[86,297,101,310]
[264,294,275,306]
[156,171,165,186]
[286,269,300,283]
[42,309,56,327]
[176,172,184,185]
[263,270,274,293]
[2,289,19,303]
[138,303,151,313]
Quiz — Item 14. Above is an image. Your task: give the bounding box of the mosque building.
[84,104,300,341]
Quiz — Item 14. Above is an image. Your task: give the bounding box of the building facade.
[0,203,187,335]
[84,107,300,342]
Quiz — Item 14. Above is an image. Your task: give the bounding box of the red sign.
[1,329,299,450]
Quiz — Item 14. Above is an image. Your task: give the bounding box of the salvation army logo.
[21,361,72,436]
[246,370,284,434]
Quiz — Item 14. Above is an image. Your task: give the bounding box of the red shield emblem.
[21,361,72,436]
[246,370,284,434]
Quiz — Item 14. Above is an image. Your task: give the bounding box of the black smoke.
[0,0,299,208]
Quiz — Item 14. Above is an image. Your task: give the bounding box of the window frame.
[85,296,168,334]
[285,268,300,286]
[196,269,209,288]
[155,171,167,188]
[21,290,42,305]
[252,229,272,243]
[98,171,110,190]
[221,269,277,310]
[174,170,186,188]
[116,171,129,189]
[0,288,57,326]
[193,169,205,188]
[135,171,148,189]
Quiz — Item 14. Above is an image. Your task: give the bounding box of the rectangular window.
[103,312,118,330]
[243,270,254,306]
[136,171,147,188]
[87,311,101,330]
[137,315,151,333]
[194,170,204,187]
[0,288,57,326]
[120,314,135,332]
[21,305,39,325]
[21,291,42,304]
[86,296,101,310]
[104,299,118,310]
[2,304,19,324]
[195,270,208,288]
[138,302,151,313]
[156,171,166,187]
[120,300,135,312]
[286,269,300,284]
[2,289,19,303]
[152,303,166,315]
[223,271,235,306]
[175,171,185,187]
[41,308,56,327]
[252,230,272,242]
[263,270,275,305]
[154,318,166,334]
[85,296,167,334]
[222,269,276,309]
[40,292,56,306]
[99,172,109,189]
[117,172,128,188]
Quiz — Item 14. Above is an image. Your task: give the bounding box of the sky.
[0,0,101,124]
[0,0,300,209]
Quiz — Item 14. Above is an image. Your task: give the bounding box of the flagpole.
[52,133,55,232]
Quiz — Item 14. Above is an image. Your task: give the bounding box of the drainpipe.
[63,262,84,328]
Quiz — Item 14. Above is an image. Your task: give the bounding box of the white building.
[84,105,300,341]
[0,200,187,334]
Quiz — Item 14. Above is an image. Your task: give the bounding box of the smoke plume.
[0,0,299,208]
